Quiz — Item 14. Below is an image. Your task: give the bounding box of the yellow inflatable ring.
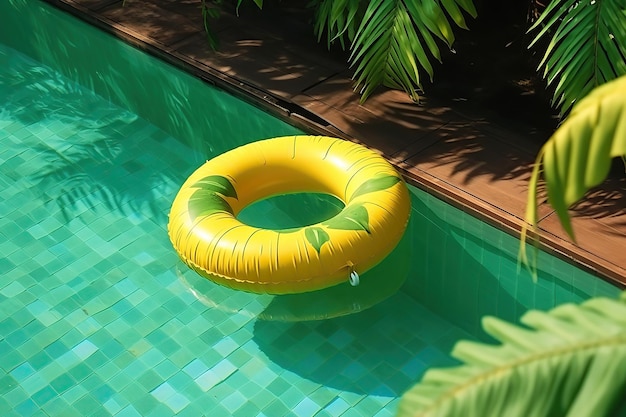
[168,135,411,294]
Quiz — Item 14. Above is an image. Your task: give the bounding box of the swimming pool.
[0,1,621,416]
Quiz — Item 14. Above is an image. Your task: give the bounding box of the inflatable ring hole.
[237,192,345,230]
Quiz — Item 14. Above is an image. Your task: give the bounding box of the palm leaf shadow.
[2,52,185,222]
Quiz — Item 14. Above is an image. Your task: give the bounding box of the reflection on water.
[253,290,462,397]
[0,40,302,224]
[0,46,193,222]
[179,192,411,321]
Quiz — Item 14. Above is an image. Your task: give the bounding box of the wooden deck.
[44,0,626,287]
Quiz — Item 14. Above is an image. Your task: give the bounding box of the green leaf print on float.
[323,204,370,233]
[188,175,237,220]
[350,175,400,199]
[305,227,330,254]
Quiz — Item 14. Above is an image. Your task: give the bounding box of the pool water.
[0,2,621,417]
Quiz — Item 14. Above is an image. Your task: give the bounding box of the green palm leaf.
[315,0,476,102]
[397,292,626,417]
[314,0,362,49]
[529,0,626,116]
[520,75,626,273]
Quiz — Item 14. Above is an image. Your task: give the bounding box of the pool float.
[167,135,410,294]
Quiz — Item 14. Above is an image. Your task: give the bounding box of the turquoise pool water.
[0,2,621,416]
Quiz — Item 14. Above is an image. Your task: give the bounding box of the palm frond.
[314,0,363,49]
[397,292,626,417]
[529,0,626,116]
[519,74,626,275]
[346,0,476,102]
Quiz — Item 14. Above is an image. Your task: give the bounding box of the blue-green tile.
[32,386,57,407]
[0,375,18,397]
[67,363,91,383]
[73,395,101,415]
[14,398,39,417]
[50,374,75,394]
[93,384,115,403]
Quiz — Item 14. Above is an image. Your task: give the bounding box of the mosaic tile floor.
[0,35,621,417]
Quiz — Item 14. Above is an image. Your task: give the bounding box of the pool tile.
[181,359,208,379]
[153,359,179,380]
[14,398,39,417]
[262,400,291,416]
[293,397,322,417]
[40,397,73,417]
[73,394,101,415]
[116,404,143,417]
[231,401,261,417]
[164,392,190,413]
[168,348,198,369]
[49,374,75,395]
[31,386,57,407]
[61,363,89,387]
